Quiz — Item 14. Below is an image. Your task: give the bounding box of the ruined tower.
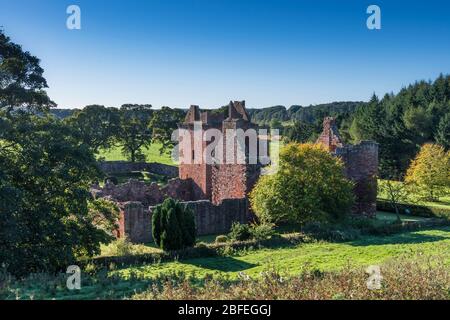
[316,117,379,216]
[178,101,261,205]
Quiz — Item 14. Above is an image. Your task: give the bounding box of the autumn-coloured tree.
[405,143,450,201]
[250,143,354,225]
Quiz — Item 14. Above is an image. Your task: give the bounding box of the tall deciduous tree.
[0,31,55,113]
[405,143,450,202]
[150,106,185,154]
[250,143,354,224]
[65,105,120,154]
[116,104,153,162]
[0,30,117,276]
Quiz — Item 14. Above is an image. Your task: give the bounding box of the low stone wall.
[180,199,250,235]
[98,161,179,178]
[117,198,250,243]
[120,202,153,243]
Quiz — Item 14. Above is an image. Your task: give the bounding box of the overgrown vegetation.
[132,255,449,300]
[227,222,276,242]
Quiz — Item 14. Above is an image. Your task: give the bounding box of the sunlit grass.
[112,227,450,281]
[98,143,175,166]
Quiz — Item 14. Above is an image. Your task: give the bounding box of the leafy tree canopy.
[405,143,450,202]
[0,30,117,276]
[250,143,354,225]
[0,30,55,114]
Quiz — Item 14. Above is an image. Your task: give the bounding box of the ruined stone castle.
[93,102,378,243]
[178,101,261,205]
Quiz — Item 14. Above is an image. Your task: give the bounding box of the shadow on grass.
[182,256,257,272]
[349,227,450,246]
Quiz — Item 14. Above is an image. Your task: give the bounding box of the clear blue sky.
[1,0,449,109]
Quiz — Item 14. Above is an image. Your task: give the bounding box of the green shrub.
[345,216,377,230]
[215,235,228,243]
[250,143,354,225]
[302,222,361,242]
[100,237,159,257]
[103,237,134,256]
[228,222,252,241]
[152,198,196,251]
[249,223,275,241]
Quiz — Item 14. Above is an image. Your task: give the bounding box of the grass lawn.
[378,179,450,210]
[8,224,450,300]
[112,171,169,185]
[112,226,450,281]
[98,143,176,166]
[375,211,430,223]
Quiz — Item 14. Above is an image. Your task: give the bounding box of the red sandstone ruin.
[93,103,378,243]
[316,117,379,216]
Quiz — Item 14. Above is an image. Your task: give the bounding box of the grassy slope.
[9,222,450,300]
[113,227,450,281]
[98,143,176,165]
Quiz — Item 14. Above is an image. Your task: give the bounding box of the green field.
[7,225,448,300]
[98,143,176,165]
[112,226,450,281]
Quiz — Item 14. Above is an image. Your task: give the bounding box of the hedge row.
[376,199,450,220]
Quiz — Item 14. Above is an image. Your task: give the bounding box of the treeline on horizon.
[50,74,450,178]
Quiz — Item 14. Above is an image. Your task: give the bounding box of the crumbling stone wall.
[316,117,344,152]
[116,198,250,243]
[118,202,153,243]
[336,141,379,216]
[178,105,223,201]
[173,198,249,236]
[211,164,247,204]
[91,178,193,206]
[98,161,178,178]
[316,117,379,216]
[92,180,164,206]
